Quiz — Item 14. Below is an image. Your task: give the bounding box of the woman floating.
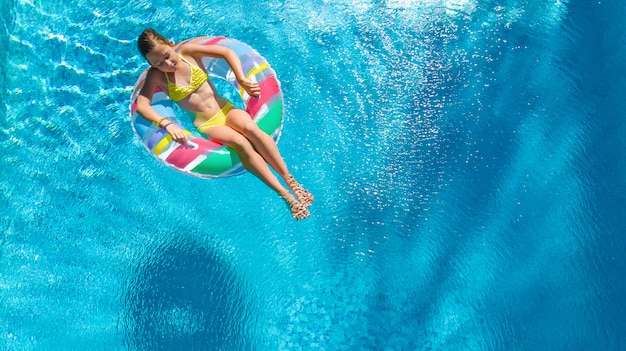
[134,29,313,220]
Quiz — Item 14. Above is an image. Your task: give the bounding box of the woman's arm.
[181,44,261,97]
[136,70,188,144]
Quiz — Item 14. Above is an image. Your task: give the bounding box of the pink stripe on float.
[205,37,226,45]
[246,76,280,117]
[165,137,223,168]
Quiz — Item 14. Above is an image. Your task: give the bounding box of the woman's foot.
[285,195,310,220]
[285,175,314,208]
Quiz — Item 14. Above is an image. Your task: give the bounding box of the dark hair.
[137,28,171,59]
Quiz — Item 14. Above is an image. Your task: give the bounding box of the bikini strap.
[178,54,193,65]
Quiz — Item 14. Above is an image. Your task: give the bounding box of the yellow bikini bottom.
[196,102,234,134]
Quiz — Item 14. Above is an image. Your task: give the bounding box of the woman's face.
[146,43,178,72]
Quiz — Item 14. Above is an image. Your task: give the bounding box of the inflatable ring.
[130,36,284,178]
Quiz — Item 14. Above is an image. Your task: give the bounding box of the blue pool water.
[1,0,625,350]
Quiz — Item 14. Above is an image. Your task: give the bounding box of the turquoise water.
[2,0,625,350]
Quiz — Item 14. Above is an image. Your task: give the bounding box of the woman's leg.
[203,125,309,220]
[225,109,289,175]
[225,109,314,207]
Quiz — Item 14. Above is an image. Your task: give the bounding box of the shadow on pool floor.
[121,235,251,351]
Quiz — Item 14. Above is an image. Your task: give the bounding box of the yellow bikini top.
[165,55,208,102]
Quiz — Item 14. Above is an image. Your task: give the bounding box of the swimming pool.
[2,0,625,349]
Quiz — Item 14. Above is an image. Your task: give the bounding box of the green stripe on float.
[257,100,283,135]
[191,148,241,175]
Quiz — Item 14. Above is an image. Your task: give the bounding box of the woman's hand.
[164,123,188,144]
[238,78,261,97]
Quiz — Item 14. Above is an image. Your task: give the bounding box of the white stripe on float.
[183,154,208,172]
[157,142,179,161]
[253,104,269,123]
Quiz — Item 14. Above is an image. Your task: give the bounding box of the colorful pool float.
[130,36,284,178]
